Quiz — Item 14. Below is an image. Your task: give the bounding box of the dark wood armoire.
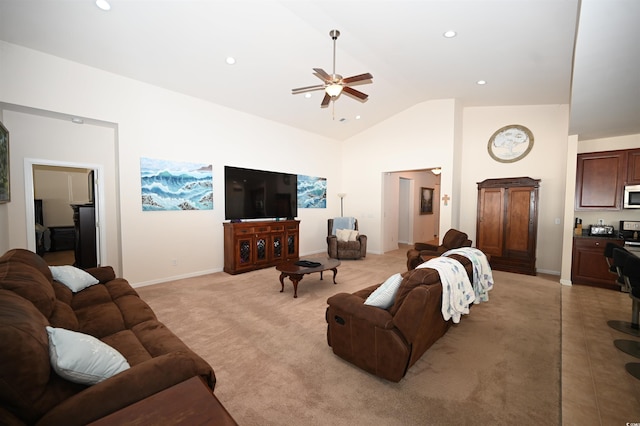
[476,177,540,275]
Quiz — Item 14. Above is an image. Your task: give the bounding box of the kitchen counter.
[574,231,623,240]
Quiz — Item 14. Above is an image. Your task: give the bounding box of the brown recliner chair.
[327,218,367,260]
[406,228,472,270]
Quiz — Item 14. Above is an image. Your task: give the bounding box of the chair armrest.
[357,234,367,256]
[36,352,215,426]
[327,235,338,257]
[414,242,438,251]
[327,293,394,329]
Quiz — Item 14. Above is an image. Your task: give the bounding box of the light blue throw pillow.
[364,273,403,309]
[49,265,99,292]
[46,326,130,385]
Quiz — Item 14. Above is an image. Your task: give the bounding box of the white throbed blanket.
[443,247,494,304]
[417,257,475,323]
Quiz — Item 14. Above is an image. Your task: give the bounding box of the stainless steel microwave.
[624,184,640,208]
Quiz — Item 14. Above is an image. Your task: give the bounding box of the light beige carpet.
[137,248,561,425]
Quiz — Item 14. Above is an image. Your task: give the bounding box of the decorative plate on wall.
[487,124,534,163]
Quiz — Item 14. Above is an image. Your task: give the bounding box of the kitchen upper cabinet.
[627,149,640,184]
[575,150,626,210]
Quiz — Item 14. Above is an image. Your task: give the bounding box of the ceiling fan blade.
[292,84,325,94]
[342,73,373,84]
[313,68,332,81]
[342,86,368,101]
[321,93,331,108]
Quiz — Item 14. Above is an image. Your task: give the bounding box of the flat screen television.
[224,166,297,221]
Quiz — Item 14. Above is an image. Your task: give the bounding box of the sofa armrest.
[84,266,116,284]
[36,352,215,426]
[326,293,394,329]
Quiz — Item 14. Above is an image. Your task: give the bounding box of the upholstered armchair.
[327,218,367,260]
[406,228,472,270]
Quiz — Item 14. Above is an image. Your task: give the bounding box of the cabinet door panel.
[505,187,533,252]
[477,188,504,257]
[628,149,640,183]
[237,238,252,266]
[575,151,625,209]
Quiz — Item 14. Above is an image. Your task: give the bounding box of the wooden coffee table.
[88,376,237,425]
[276,258,341,298]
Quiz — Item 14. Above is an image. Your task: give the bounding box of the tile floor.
[562,281,640,425]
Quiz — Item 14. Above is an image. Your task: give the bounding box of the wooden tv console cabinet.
[223,220,299,274]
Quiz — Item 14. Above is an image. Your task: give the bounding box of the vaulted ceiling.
[1,0,638,142]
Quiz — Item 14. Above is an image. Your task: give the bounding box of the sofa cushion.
[364,273,403,309]
[0,262,55,318]
[49,300,80,330]
[0,290,52,423]
[46,326,130,385]
[50,265,99,292]
[0,248,54,284]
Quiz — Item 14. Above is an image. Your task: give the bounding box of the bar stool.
[611,253,640,380]
[604,242,629,291]
[607,248,640,337]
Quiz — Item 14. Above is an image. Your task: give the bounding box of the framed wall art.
[0,121,10,203]
[140,157,213,211]
[420,187,433,215]
[487,124,534,163]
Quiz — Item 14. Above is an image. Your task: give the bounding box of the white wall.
[6,40,622,283]
[459,105,570,275]
[0,41,341,285]
[2,109,120,273]
[343,99,458,254]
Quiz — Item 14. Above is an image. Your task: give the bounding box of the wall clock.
[487,124,534,163]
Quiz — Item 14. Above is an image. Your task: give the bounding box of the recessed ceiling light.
[477,80,487,85]
[71,117,84,124]
[225,57,236,65]
[355,115,361,120]
[95,0,111,11]
[443,30,457,38]
[304,93,311,99]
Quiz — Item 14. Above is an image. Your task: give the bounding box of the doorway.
[382,169,441,253]
[24,159,103,267]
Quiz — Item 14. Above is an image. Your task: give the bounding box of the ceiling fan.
[292,29,373,108]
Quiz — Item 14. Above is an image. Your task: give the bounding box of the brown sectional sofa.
[326,253,474,382]
[0,249,215,425]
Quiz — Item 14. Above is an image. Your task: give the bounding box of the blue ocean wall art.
[140,157,213,211]
[297,175,326,208]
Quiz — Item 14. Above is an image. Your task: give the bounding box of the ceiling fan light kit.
[292,29,373,109]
